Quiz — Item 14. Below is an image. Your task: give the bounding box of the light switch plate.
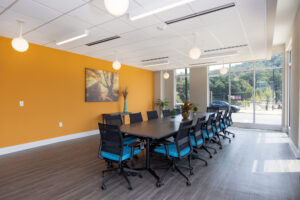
[59,122,63,127]
[19,101,24,107]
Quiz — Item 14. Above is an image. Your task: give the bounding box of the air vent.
[190,61,217,67]
[142,57,169,67]
[204,44,247,53]
[85,35,120,46]
[165,3,235,25]
[201,51,238,59]
[141,56,169,62]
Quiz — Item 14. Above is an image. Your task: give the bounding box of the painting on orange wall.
[85,68,119,102]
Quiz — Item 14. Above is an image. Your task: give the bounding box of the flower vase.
[182,112,190,120]
[123,98,128,113]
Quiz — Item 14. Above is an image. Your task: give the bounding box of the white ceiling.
[273,0,300,45]
[0,0,290,71]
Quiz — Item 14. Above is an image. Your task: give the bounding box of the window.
[175,68,190,105]
[208,54,283,126]
[208,64,229,104]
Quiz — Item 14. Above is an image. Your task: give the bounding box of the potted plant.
[181,101,193,120]
[193,105,198,113]
[170,109,176,118]
[155,99,169,116]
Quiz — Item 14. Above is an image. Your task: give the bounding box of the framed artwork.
[85,68,119,102]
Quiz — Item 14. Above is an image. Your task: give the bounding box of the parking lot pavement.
[232,112,282,125]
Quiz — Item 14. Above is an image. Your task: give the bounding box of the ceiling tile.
[33,15,91,42]
[95,18,135,35]
[9,0,61,22]
[33,0,86,13]
[0,0,16,7]
[67,4,114,26]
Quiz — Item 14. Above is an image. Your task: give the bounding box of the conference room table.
[120,112,214,182]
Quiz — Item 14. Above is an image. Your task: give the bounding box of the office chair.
[207,107,219,112]
[202,114,218,156]
[225,110,235,138]
[214,111,231,143]
[129,112,143,124]
[154,120,193,187]
[175,108,181,115]
[162,109,171,118]
[190,117,208,166]
[105,115,137,144]
[147,110,159,120]
[98,123,142,190]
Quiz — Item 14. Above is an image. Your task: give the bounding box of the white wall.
[190,67,208,112]
[163,70,175,109]
[287,5,300,157]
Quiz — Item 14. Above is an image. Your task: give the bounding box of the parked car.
[209,101,240,113]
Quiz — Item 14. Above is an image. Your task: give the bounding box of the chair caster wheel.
[128,186,133,190]
[219,146,222,150]
[186,181,191,186]
[205,162,208,166]
[233,135,235,138]
[190,171,194,175]
[101,185,106,190]
[138,174,143,178]
[229,139,231,143]
[214,151,217,154]
[209,155,212,159]
[156,182,162,188]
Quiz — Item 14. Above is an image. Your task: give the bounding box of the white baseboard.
[288,138,300,159]
[0,130,99,156]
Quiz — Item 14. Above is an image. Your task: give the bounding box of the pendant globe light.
[163,71,169,79]
[220,59,228,75]
[12,21,29,52]
[104,0,129,16]
[112,60,121,70]
[189,33,201,60]
[112,52,121,70]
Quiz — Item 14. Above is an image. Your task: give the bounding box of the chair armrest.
[126,141,140,148]
[159,139,173,145]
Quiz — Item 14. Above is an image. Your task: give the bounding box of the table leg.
[134,138,160,181]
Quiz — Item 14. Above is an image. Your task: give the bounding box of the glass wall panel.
[255,68,282,125]
[175,68,190,105]
[208,54,283,127]
[208,65,229,104]
[231,70,254,123]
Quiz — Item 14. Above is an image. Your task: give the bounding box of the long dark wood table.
[120,112,214,181]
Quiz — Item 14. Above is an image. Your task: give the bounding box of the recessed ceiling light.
[130,0,196,21]
[56,30,89,45]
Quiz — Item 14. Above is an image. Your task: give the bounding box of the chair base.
[156,159,192,187]
[225,130,235,138]
[191,150,208,166]
[101,163,142,190]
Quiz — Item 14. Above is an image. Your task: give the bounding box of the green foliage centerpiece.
[181,101,193,120]
[170,109,177,118]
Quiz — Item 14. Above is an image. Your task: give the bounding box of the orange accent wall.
[0,36,154,148]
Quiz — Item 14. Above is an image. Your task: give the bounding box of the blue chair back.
[162,109,171,118]
[105,114,123,126]
[129,112,143,124]
[147,110,158,120]
[98,123,123,162]
[175,120,193,159]
[193,117,205,147]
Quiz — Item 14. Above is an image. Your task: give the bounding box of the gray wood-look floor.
[0,128,300,200]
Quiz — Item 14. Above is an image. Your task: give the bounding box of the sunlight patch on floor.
[264,160,300,172]
[252,160,258,173]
